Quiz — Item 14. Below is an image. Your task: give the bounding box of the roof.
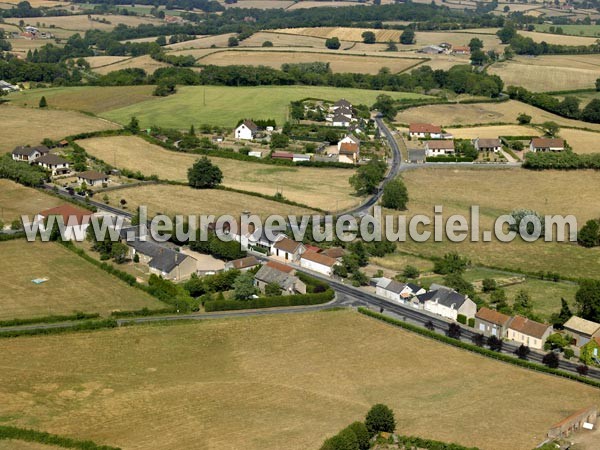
[239,119,258,132]
[408,148,426,161]
[508,315,551,339]
[475,307,512,327]
[273,237,303,254]
[382,279,408,294]
[77,170,108,181]
[12,145,50,156]
[333,98,352,108]
[342,134,360,144]
[407,283,422,293]
[331,113,351,123]
[340,142,359,155]
[228,256,260,270]
[531,138,564,148]
[301,251,337,267]
[128,239,191,273]
[427,287,469,309]
[425,140,455,150]
[38,204,92,226]
[409,123,441,134]
[453,46,470,52]
[271,151,294,159]
[415,290,437,304]
[36,154,69,166]
[321,247,345,259]
[266,260,294,273]
[476,138,501,148]
[563,316,600,336]
[255,264,299,290]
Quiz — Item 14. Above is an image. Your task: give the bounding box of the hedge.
[110,307,177,318]
[396,435,479,450]
[0,232,26,241]
[358,308,600,389]
[425,156,474,163]
[0,312,99,328]
[0,319,118,339]
[204,289,334,312]
[0,425,120,449]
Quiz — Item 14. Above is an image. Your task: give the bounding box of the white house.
[376,278,425,304]
[331,98,352,111]
[507,316,553,350]
[529,138,565,152]
[35,154,70,176]
[77,170,109,187]
[35,204,93,241]
[337,134,360,151]
[234,120,258,140]
[418,285,476,321]
[299,251,338,276]
[473,138,502,153]
[272,237,305,262]
[408,123,442,139]
[11,145,50,162]
[330,113,351,127]
[424,140,455,157]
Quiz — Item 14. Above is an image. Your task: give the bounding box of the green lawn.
[101,85,432,128]
[533,24,600,37]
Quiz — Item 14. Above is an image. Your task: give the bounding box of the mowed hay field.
[82,55,131,69]
[77,136,359,211]
[7,86,155,115]
[0,441,63,450]
[446,125,539,139]
[108,184,316,217]
[519,30,600,46]
[92,55,170,75]
[101,85,431,128]
[5,14,162,31]
[0,180,64,223]
[0,310,597,450]
[198,50,423,74]
[397,168,600,279]
[395,100,600,131]
[0,240,164,320]
[489,55,600,92]
[559,128,600,154]
[0,105,120,152]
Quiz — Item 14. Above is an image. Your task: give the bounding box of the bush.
[347,422,369,450]
[204,289,334,312]
[365,404,396,436]
[563,348,575,360]
[467,318,475,327]
[457,314,467,325]
[0,425,119,449]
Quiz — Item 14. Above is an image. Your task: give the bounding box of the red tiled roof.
[301,251,337,267]
[509,316,551,339]
[266,260,294,273]
[475,307,512,327]
[531,138,564,148]
[39,204,92,226]
[273,237,303,254]
[409,123,441,133]
[271,151,294,159]
[340,142,359,154]
[426,140,454,150]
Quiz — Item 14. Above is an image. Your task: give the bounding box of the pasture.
[106,183,316,217]
[0,240,164,320]
[533,23,600,37]
[222,0,294,8]
[76,135,359,211]
[0,180,64,223]
[445,125,539,139]
[101,85,431,128]
[0,105,120,152]
[7,86,155,115]
[0,310,596,450]
[5,14,162,32]
[559,128,600,154]
[81,55,131,69]
[166,33,237,50]
[395,100,600,132]
[397,167,600,279]
[198,49,424,74]
[91,55,170,75]
[519,30,600,46]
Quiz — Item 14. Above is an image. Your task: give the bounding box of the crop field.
[101,85,432,128]
[0,180,64,223]
[5,14,162,32]
[7,38,61,55]
[397,168,600,279]
[287,0,361,9]
[0,441,63,450]
[238,31,335,47]
[92,55,170,75]
[518,30,600,46]
[0,105,120,152]
[222,0,294,8]
[488,57,599,92]
[166,33,237,50]
[0,310,596,450]
[81,55,131,69]
[445,125,540,139]
[557,90,599,108]
[76,135,359,211]
[7,86,155,115]
[106,184,316,217]
[558,128,600,154]
[198,50,424,74]
[0,240,164,320]
[533,23,600,37]
[395,100,600,132]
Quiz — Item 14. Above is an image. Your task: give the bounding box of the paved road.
[41,184,133,219]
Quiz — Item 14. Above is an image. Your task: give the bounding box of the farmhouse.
[35,154,70,176]
[474,138,502,153]
[11,145,50,162]
[77,170,109,187]
[376,278,425,304]
[563,316,600,347]
[299,251,338,277]
[235,120,258,140]
[475,307,512,338]
[35,204,92,241]
[529,138,565,152]
[424,140,455,157]
[453,46,471,55]
[419,285,476,321]
[254,263,306,295]
[409,123,442,139]
[128,239,197,281]
[225,255,260,272]
[507,315,553,350]
[272,237,305,262]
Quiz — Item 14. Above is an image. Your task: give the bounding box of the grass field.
[0,441,63,450]
[558,128,600,154]
[446,124,539,139]
[0,180,64,223]
[101,85,431,128]
[533,23,600,37]
[0,240,164,320]
[222,0,294,8]
[81,55,131,69]
[239,31,339,47]
[76,135,359,211]
[106,183,316,217]
[395,100,600,132]
[501,278,579,320]
[519,30,600,46]
[7,86,155,115]
[198,49,424,74]
[0,310,596,450]
[165,33,237,50]
[92,55,170,75]
[0,105,120,152]
[5,14,162,32]
[395,167,600,279]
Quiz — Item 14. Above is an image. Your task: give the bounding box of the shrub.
[563,348,575,360]
[467,318,475,327]
[365,404,396,436]
[456,314,467,325]
[204,289,334,312]
[347,422,369,450]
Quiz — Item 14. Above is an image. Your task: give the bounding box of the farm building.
[507,315,553,350]
[293,154,311,162]
[409,123,442,139]
[563,316,600,347]
[424,140,455,157]
[474,138,502,152]
[235,120,258,140]
[453,46,470,55]
[420,45,445,54]
[529,138,565,152]
[408,148,426,163]
[225,256,260,272]
[375,278,425,304]
[299,251,338,277]
[271,151,294,161]
[0,80,20,93]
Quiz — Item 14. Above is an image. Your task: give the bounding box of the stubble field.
[0,180,64,223]
[76,135,360,211]
[0,310,597,450]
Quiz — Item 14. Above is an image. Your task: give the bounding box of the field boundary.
[0,425,120,450]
